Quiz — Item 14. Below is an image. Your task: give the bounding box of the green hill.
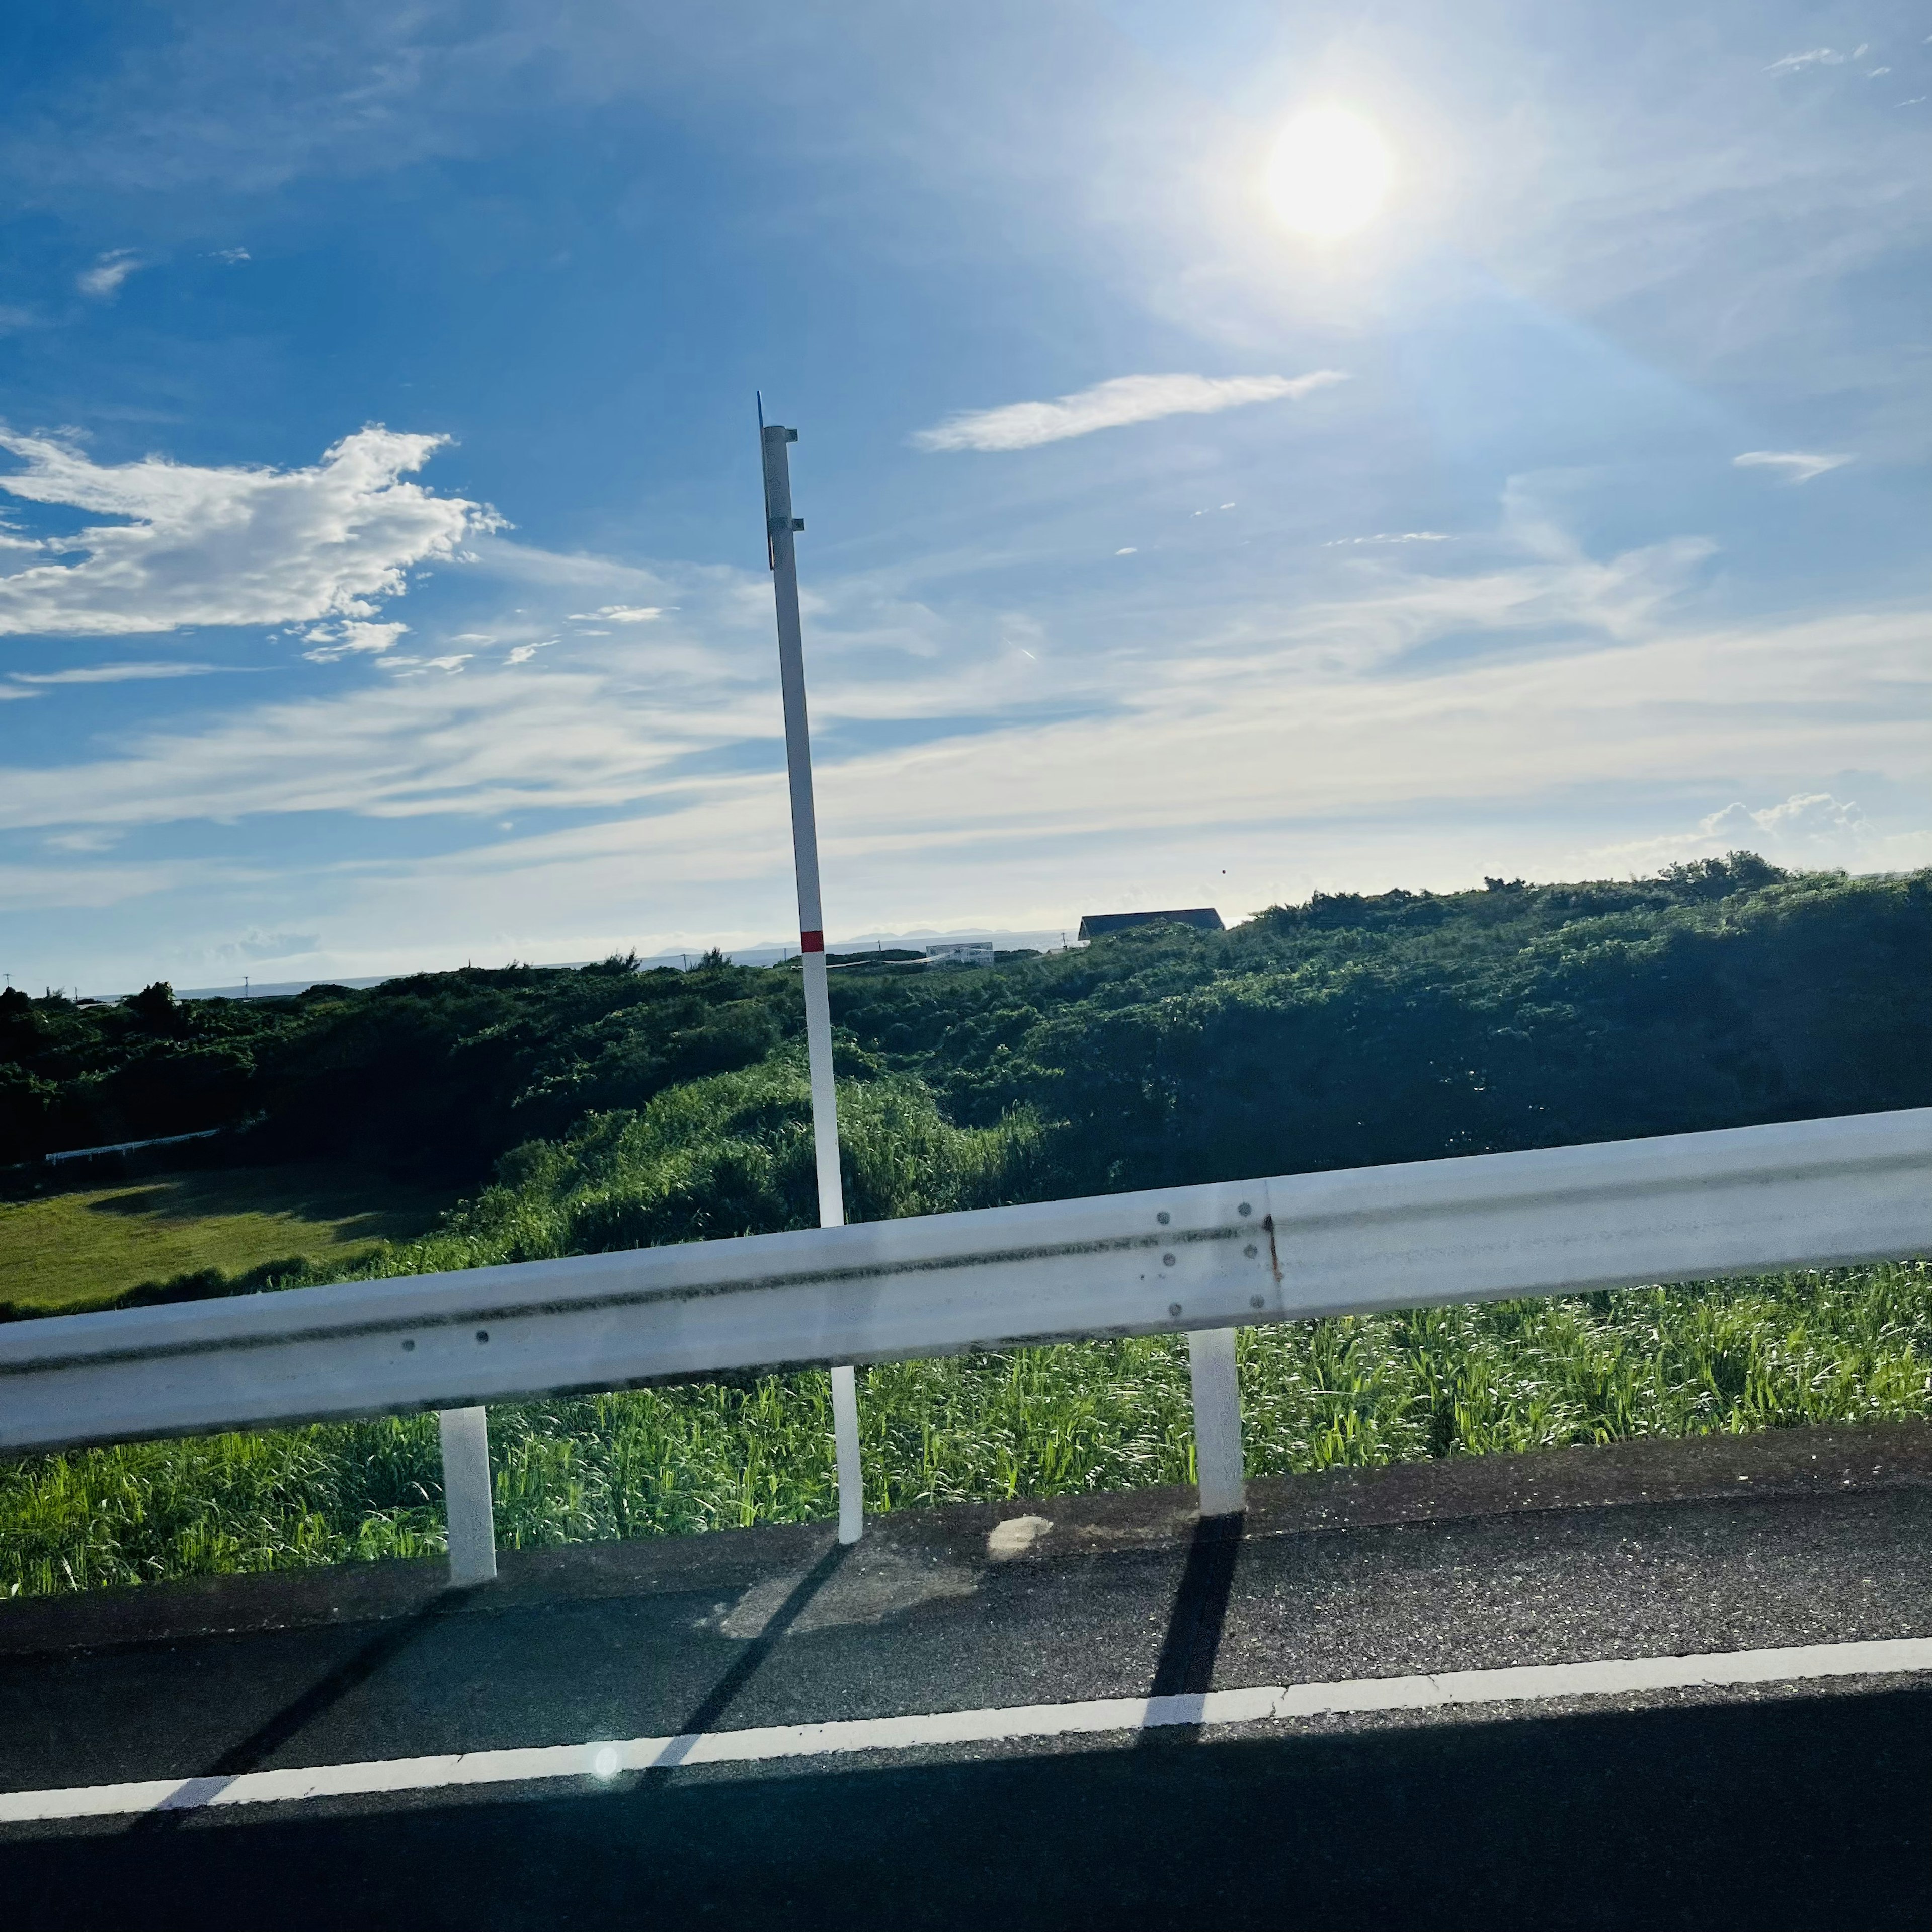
[6,853,1926,1219]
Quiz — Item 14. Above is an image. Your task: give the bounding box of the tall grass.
[5,1051,1927,1599]
[5,1262,1927,1598]
[367,1052,1049,1277]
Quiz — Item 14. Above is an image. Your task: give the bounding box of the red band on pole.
[799,930,825,953]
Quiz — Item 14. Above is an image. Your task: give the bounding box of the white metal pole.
[761,415,864,1545]
[1186,1329,1246,1517]
[438,1405,498,1585]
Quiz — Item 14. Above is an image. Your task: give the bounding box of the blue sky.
[1,0,1927,992]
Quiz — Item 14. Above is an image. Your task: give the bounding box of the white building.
[924,942,996,969]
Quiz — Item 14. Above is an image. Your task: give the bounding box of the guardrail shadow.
[1139,1510,1243,1743]
[126,1591,462,1835]
[125,1538,856,1822]
[655,1540,851,1761]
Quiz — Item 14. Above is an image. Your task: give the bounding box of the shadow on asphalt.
[6,1684,1925,1929]
[664,1539,850,1744]
[1147,1513,1242,1698]
[126,1596,459,1836]
[1137,1509,1242,1752]
[120,1541,855,1823]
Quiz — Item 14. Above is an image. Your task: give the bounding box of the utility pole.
[759,404,864,1545]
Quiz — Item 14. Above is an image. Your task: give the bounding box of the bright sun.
[1265,107,1394,240]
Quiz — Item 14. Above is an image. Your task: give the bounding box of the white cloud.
[208,596,1931,982]
[1733,449,1854,483]
[1765,48,1846,74]
[911,370,1348,453]
[207,247,251,263]
[1325,532,1452,547]
[0,504,1879,846]
[1868,67,1893,78]
[0,429,498,637]
[1114,547,1137,556]
[506,645,538,664]
[1589,793,1932,876]
[204,928,321,964]
[420,654,471,673]
[0,472,1921,978]
[302,620,409,663]
[9,661,221,684]
[3,532,1926,971]
[0,858,237,913]
[76,250,144,298]
[568,604,664,622]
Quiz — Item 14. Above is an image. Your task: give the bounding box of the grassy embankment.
[0,1162,454,1318]
[4,1053,1928,1598]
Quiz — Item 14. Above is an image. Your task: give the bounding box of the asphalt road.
[4,1422,1931,1929]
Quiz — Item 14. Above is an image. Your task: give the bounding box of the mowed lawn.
[0,1163,457,1315]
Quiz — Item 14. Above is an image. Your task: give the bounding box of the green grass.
[3,1060,1924,1599]
[5,1261,1927,1598]
[0,1162,455,1316]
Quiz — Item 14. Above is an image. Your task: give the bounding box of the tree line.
[3,854,1927,1212]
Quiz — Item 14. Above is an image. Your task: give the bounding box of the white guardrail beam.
[4,1109,1928,1466]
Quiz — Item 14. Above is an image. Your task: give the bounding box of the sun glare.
[1266,107,1395,240]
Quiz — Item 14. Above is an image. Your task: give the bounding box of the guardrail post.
[1186,1329,1245,1517]
[438,1406,498,1586]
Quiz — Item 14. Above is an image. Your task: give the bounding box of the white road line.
[4,1635,1928,1827]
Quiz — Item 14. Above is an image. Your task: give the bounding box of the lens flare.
[1266,107,1395,240]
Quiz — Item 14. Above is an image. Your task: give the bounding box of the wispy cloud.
[76,249,144,298]
[0,499,1741,840]
[207,247,251,264]
[1765,48,1846,73]
[204,927,321,964]
[1733,449,1854,483]
[911,371,1347,453]
[0,857,237,913]
[567,604,664,622]
[8,662,222,684]
[0,429,499,636]
[1324,532,1452,547]
[302,621,409,663]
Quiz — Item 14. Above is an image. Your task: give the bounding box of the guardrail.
[5,1108,1929,1583]
[44,1127,223,1166]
